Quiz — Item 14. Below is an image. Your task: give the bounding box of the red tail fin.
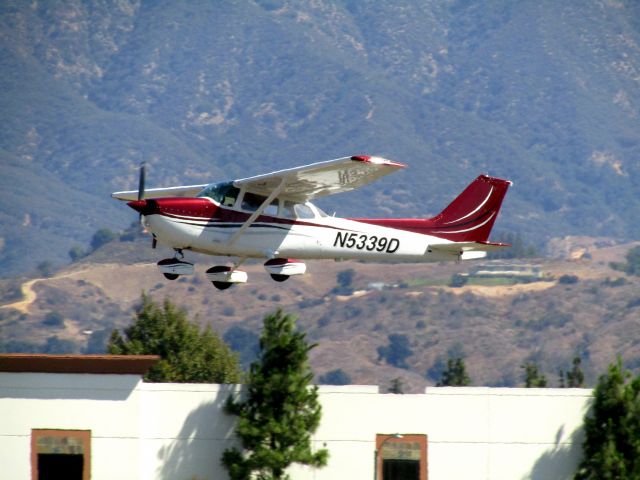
[428,175,512,242]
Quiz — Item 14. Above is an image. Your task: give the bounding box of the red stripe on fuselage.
[142,197,346,230]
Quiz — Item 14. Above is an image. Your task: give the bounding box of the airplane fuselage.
[142,197,470,263]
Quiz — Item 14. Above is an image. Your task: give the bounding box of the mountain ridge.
[1,0,640,276]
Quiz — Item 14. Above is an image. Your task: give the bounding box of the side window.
[241,192,278,215]
[282,200,296,219]
[241,192,265,212]
[264,200,278,216]
[294,203,315,219]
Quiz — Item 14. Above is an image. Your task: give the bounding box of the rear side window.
[242,192,278,215]
[294,203,315,219]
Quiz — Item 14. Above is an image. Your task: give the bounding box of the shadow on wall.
[526,425,585,480]
[157,384,242,480]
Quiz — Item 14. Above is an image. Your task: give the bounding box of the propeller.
[138,162,152,247]
[127,162,155,248]
[137,161,146,201]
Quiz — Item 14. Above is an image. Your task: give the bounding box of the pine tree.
[108,294,242,383]
[522,362,547,387]
[222,309,328,480]
[575,358,640,479]
[388,377,405,394]
[558,369,566,388]
[566,356,585,388]
[437,357,471,386]
[560,356,586,388]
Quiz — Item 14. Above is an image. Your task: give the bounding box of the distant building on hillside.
[464,263,543,280]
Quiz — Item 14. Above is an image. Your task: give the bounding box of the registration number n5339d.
[333,231,400,253]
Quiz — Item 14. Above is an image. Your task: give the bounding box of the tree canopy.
[522,362,548,388]
[318,368,352,386]
[108,294,242,383]
[437,357,471,386]
[575,358,640,479]
[377,334,413,369]
[222,309,328,480]
[559,356,585,388]
[90,228,117,252]
[610,246,640,276]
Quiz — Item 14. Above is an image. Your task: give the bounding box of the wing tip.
[350,155,407,168]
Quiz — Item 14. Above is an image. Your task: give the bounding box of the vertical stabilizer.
[428,175,512,242]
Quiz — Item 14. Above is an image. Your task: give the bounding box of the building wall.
[1,372,144,480]
[0,373,592,480]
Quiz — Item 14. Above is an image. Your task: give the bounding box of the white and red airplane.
[112,155,512,290]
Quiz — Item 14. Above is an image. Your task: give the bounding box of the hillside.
[2,237,639,392]
[1,1,640,276]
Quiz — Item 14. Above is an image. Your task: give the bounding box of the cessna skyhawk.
[112,155,512,290]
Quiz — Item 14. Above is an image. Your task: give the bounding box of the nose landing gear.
[157,250,194,280]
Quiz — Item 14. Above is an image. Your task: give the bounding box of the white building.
[0,354,591,480]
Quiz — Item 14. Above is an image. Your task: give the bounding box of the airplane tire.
[212,281,233,290]
[163,273,179,280]
[270,274,289,282]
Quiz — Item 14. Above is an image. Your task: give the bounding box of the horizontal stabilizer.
[429,242,511,260]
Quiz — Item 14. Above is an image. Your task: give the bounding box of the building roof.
[0,354,160,375]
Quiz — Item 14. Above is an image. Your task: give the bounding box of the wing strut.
[227,179,286,247]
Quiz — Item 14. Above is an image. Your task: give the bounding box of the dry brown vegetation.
[2,239,640,392]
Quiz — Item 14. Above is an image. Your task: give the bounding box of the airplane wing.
[111,184,207,201]
[234,155,406,201]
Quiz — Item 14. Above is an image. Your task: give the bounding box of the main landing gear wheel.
[270,274,289,282]
[264,259,306,282]
[206,266,248,290]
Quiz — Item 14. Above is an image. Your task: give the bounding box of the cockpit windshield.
[197,182,240,207]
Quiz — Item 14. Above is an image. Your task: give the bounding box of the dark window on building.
[383,458,420,480]
[32,430,90,480]
[376,433,427,480]
[38,454,83,480]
